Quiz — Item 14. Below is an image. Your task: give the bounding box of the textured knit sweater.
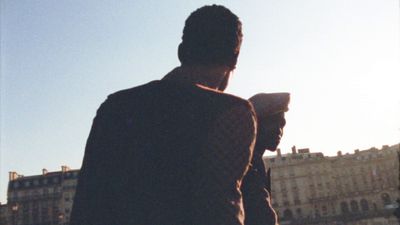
[70,68,257,225]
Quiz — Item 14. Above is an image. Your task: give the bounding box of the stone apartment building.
[6,166,78,225]
[264,144,399,225]
[0,203,8,225]
[2,144,399,225]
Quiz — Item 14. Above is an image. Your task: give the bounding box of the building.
[264,144,400,225]
[0,203,8,225]
[7,166,79,225]
[3,144,399,225]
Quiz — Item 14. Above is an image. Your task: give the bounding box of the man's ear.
[177,43,184,64]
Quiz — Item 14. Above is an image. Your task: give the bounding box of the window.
[13,182,19,188]
[331,203,337,214]
[292,155,303,160]
[280,181,287,191]
[283,209,293,220]
[381,193,391,205]
[350,200,359,213]
[314,209,321,218]
[283,201,290,206]
[340,202,349,214]
[22,204,29,224]
[41,206,49,222]
[270,158,275,163]
[290,179,297,188]
[296,208,302,216]
[322,205,328,216]
[353,179,359,190]
[326,182,330,189]
[360,199,369,211]
[33,204,39,222]
[362,176,368,185]
[54,187,61,193]
[24,181,31,187]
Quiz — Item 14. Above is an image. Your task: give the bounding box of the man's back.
[70,78,256,225]
[70,5,254,224]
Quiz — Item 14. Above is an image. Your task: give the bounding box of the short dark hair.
[178,5,243,69]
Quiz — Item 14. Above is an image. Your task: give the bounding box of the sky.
[1,0,399,203]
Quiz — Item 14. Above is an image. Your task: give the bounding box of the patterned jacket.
[70,68,257,225]
[242,155,279,225]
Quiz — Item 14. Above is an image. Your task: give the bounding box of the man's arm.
[242,158,279,225]
[193,101,257,225]
[69,97,117,225]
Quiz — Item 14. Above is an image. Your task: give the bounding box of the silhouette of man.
[70,5,256,225]
[241,93,290,225]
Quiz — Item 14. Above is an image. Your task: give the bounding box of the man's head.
[178,5,243,70]
[249,93,290,152]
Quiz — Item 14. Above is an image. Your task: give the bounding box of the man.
[241,93,290,225]
[70,5,256,225]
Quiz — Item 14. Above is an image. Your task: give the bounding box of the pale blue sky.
[1,0,399,203]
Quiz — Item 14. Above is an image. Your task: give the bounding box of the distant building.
[7,166,78,225]
[0,203,8,225]
[264,144,400,225]
[4,144,399,225]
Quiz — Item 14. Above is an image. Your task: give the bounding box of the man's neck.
[162,65,231,90]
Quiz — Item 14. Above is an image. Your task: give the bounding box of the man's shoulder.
[94,80,161,115]
[107,80,160,101]
[98,80,253,118]
[196,85,252,110]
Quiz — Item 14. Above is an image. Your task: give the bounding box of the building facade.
[7,166,78,225]
[0,203,8,225]
[264,144,400,225]
[3,144,399,225]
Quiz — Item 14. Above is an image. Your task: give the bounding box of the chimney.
[9,172,18,181]
[277,148,282,157]
[337,151,342,156]
[298,148,310,154]
[61,165,70,172]
[291,145,297,154]
[355,149,360,154]
[42,168,48,175]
